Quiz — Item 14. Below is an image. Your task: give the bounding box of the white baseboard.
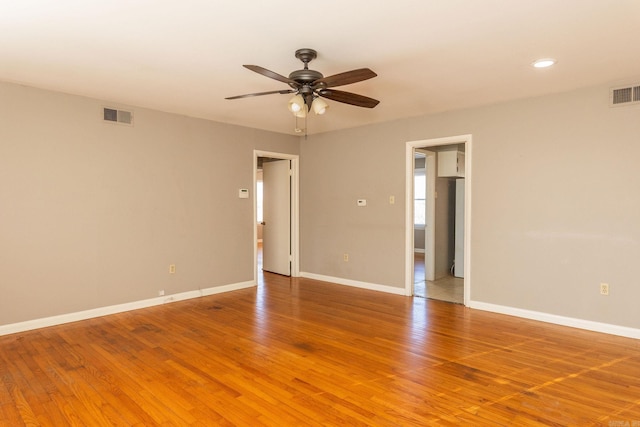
[0,280,255,337]
[414,248,425,254]
[200,281,255,296]
[300,272,407,296]
[6,279,636,341]
[469,300,640,340]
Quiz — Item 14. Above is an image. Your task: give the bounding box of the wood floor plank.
[0,403,25,427]
[1,272,639,425]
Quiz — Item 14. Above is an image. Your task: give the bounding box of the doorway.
[254,150,300,285]
[405,135,472,306]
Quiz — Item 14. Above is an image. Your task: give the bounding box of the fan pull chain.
[293,112,308,139]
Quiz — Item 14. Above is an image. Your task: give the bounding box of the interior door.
[262,159,291,276]
[416,149,436,282]
[454,178,465,278]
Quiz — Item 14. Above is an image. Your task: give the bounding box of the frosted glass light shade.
[312,97,329,115]
[288,94,305,113]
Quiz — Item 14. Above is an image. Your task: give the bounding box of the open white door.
[416,149,436,282]
[425,150,436,282]
[262,159,291,276]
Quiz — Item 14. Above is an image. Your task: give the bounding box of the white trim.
[300,272,406,296]
[254,150,300,279]
[0,281,255,337]
[469,300,640,340]
[414,248,425,254]
[405,135,472,303]
[405,145,415,296]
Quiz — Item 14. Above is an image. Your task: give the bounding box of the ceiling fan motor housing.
[288,69,323,87]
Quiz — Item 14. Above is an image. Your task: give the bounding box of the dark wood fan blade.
[225,89,295,100]
[313,68,377,88]
[243,65,298,86]
[317,89,379,108]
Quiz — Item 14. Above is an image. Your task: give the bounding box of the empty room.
[1,1,639,425]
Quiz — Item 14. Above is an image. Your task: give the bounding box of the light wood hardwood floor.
[1,272,639,425]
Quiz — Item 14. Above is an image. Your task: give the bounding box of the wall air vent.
[610,84,640,107]
[103,107,133,125]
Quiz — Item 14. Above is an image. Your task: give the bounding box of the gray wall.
[300,125,406,288]
[3,79,639,332]
[0,81,298,325]
[414,228,425,251]
[300,82,640,329]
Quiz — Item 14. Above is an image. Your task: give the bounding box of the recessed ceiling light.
[532,58,556,68]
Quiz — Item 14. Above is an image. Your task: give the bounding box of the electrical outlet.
[600,283,609,295]
[169,264,176,274]
[343,253,349,262]
[159,290,165,296]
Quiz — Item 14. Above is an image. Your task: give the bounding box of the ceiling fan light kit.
[226,48,379,129]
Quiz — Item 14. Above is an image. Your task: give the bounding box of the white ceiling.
[2,1,640,136]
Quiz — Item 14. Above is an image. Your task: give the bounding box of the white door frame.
[254,150,300,283]
[405,135,472,306]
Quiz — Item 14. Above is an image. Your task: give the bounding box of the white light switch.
[357,199,367,207]
[239,189,249,199]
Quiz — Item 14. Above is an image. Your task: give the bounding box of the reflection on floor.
[414,252,464,304]
[258,244,463,304]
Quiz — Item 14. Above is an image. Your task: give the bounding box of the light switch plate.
[357,199,367,206]
[239,189,249,199]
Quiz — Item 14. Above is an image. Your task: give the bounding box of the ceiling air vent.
[610,84,640,107]
[103,107,133,125]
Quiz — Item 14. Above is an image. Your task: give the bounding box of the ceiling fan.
[225,48,379,117]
